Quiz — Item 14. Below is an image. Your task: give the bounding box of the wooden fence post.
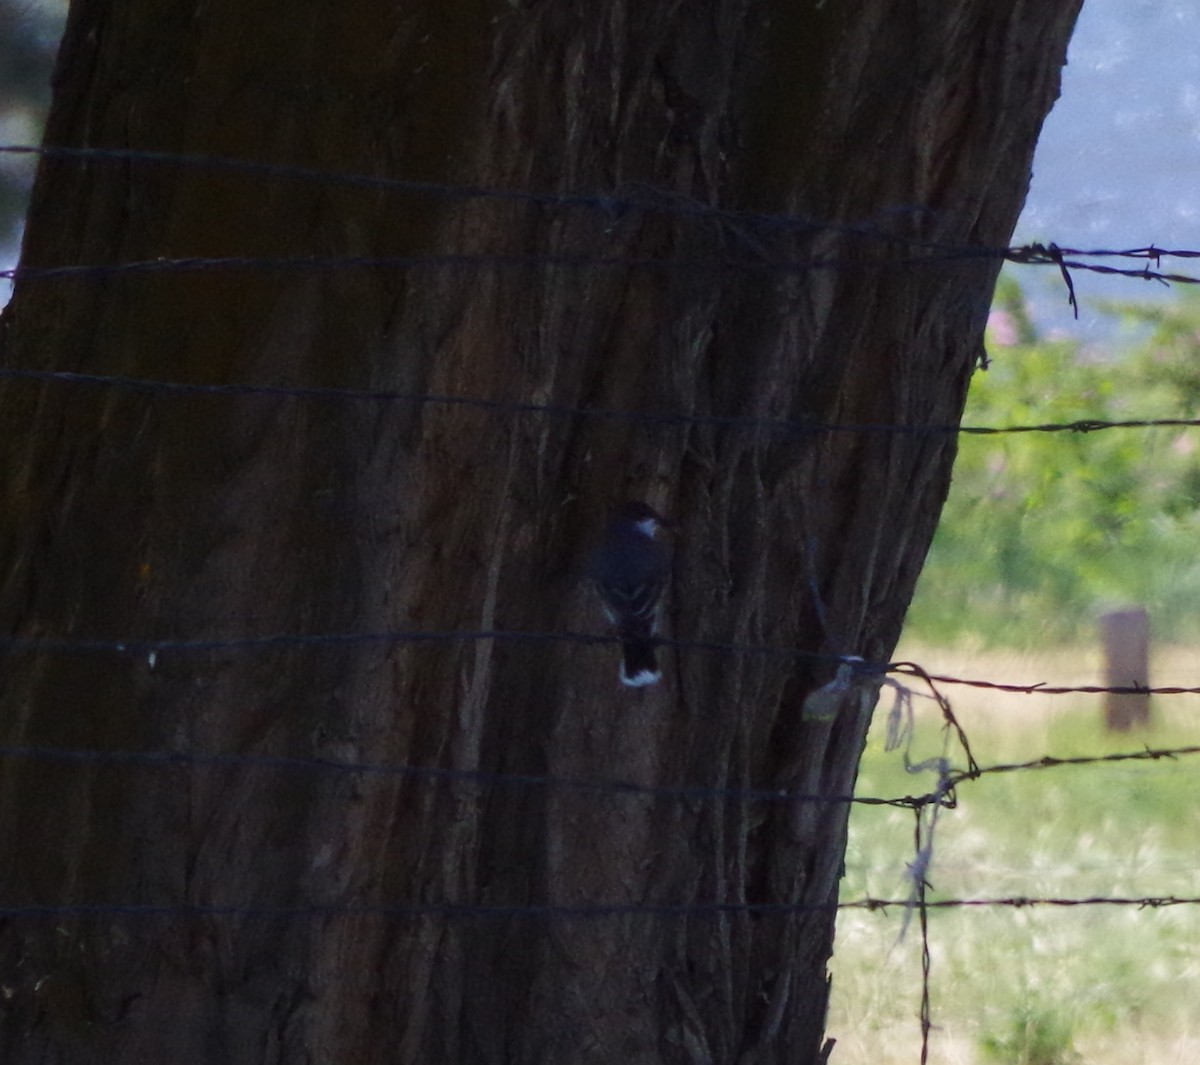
[1099,607,1151,732]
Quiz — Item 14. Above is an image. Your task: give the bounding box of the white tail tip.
[620,667,661,687]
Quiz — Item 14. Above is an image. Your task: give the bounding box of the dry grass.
[826,643,1200,1065]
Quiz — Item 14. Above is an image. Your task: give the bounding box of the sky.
[1012,0,1200,342]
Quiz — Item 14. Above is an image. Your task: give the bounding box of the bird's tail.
[620,638,660,687]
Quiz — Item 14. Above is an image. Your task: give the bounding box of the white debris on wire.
[801,655,883,721]
[877,670,963,942]
[898,754,954,942]
[882,675,916,752]
[800,657,966,939]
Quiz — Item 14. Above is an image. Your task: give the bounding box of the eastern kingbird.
[589,501,671,687]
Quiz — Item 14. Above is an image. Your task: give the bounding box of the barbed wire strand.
[0,894,1194,923]
[0,625,1197,702]
[4,248,1199,289]
[916,811,934,1065]
[4,145,1200,289]
[3,365,1200,442]
[0,739,1195,813]
[948,744,1200,786]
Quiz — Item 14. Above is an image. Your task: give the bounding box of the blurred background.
[0,0,62,288]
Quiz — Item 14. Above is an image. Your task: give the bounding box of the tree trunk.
[0,2,1081,1063]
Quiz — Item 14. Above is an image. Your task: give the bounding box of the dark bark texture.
[0,2,1081,1063]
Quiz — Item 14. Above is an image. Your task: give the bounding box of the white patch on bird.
[634,517,659,538]
[621,667,661,687]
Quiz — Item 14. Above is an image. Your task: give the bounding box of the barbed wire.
[894,665,1199,698]
[948,744,1200,785]
[0,738,1194,815]
[1,728,1193,1065]
[4,251,949,283]
[3,248,1197,287]
[13,149,1200,283]
[5,145,1200,315]
[0,893,1193,924]
[0,626,863,668]
[0,626,1195,703]
[4,366,1200,441]
[4,249,1199,295]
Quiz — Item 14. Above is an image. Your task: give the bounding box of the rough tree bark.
[0,2,1081,1063]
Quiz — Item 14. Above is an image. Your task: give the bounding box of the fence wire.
[4,365,1200,441]
[0,893,1196,924]
[0,625,1195,701]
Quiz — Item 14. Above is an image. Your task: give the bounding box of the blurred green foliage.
[907,277,1200,647]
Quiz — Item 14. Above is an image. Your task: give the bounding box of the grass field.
[826,644,1200,1065]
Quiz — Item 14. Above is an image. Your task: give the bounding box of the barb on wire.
[946,744,1200,788]
[889,662,1200,697]
[1042,255,1198,286]
[1004,241,1200,286]
[1048,243,1078,319]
